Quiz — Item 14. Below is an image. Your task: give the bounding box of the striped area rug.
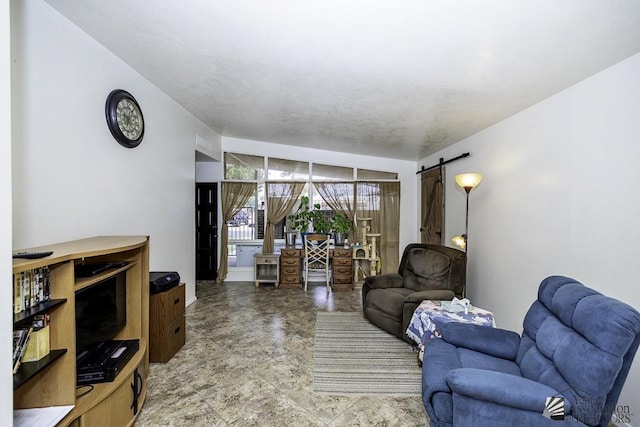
[313,311,422,396]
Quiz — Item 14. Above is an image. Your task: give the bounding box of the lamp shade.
[451,235,466,250]
[455,173,483,190]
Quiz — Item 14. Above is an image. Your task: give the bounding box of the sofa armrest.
[363,273,404,290]
[404,289,456,303]
[440,323,521,360]
[447,368,572,414]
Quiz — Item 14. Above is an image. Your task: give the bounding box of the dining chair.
[303,234,331,292]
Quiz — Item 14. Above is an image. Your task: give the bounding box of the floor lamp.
[452,173,483,253]
[452,173,482,299]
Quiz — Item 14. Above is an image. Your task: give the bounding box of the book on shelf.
[13,331,22,364]
[32,313,51,328]
[14,274,22,314]
[13,327,33,374]
[13,328,26,364]
[13,266,51,314]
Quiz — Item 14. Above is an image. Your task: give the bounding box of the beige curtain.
[356,181,400,274]
[314,182,356,241]
[217,182,256,282]
[263,181,305,254]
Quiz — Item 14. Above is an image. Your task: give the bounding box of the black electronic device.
[76,339,139,385]
[75,261,128,278]
[13,250,54,259]
[149,271,180,294]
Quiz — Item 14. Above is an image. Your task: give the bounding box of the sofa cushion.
[423,338,523,426]
[457,348,522,376]
[403,249,451,291]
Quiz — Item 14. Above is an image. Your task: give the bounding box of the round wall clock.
[105,89,145,148]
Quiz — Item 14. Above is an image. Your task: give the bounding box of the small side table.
[254,253,280,288]
[406,300,495,365]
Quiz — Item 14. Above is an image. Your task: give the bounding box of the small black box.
[149,271,180,294]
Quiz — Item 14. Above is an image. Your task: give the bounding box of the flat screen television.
[75,271,127,359]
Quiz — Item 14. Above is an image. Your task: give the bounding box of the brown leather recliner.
[362,244,466,342]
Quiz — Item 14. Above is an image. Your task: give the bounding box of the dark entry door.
[420,168,445,244]
[196,183,218,280]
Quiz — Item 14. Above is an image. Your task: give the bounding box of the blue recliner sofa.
[422,275,640,427]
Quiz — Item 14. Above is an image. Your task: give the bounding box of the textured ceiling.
[45,0,640,160]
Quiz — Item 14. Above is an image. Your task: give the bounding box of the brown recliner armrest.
[362,273,405,321]
[363,273,404,290]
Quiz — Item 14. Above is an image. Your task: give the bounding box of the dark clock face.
[105,89,145,148]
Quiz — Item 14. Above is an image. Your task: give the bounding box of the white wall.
[195,121,222,162]
[195,159,223,182]
[10,0,216,306]
[1,1,13,421]
[197,136,419,281]
[420,52,640,410]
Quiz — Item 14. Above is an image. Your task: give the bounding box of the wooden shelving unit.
[12,236,150,427]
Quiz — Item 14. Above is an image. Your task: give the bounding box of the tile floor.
[135,281,428,426]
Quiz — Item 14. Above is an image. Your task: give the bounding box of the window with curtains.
[223,153,264,243]
[221,153,399,273]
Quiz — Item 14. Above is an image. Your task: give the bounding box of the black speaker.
[149,271,180,294]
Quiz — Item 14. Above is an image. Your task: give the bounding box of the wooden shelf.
[74,261,136,292]
[73,339,146,412]
[13,349,67,390]
[14,299,66,325]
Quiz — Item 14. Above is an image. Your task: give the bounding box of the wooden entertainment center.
[12,236,149,426]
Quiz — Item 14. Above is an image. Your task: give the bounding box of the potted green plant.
[332,213,353,246]
[287,197,339,238]
[310,208,332,235]
[287,196,314,237]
